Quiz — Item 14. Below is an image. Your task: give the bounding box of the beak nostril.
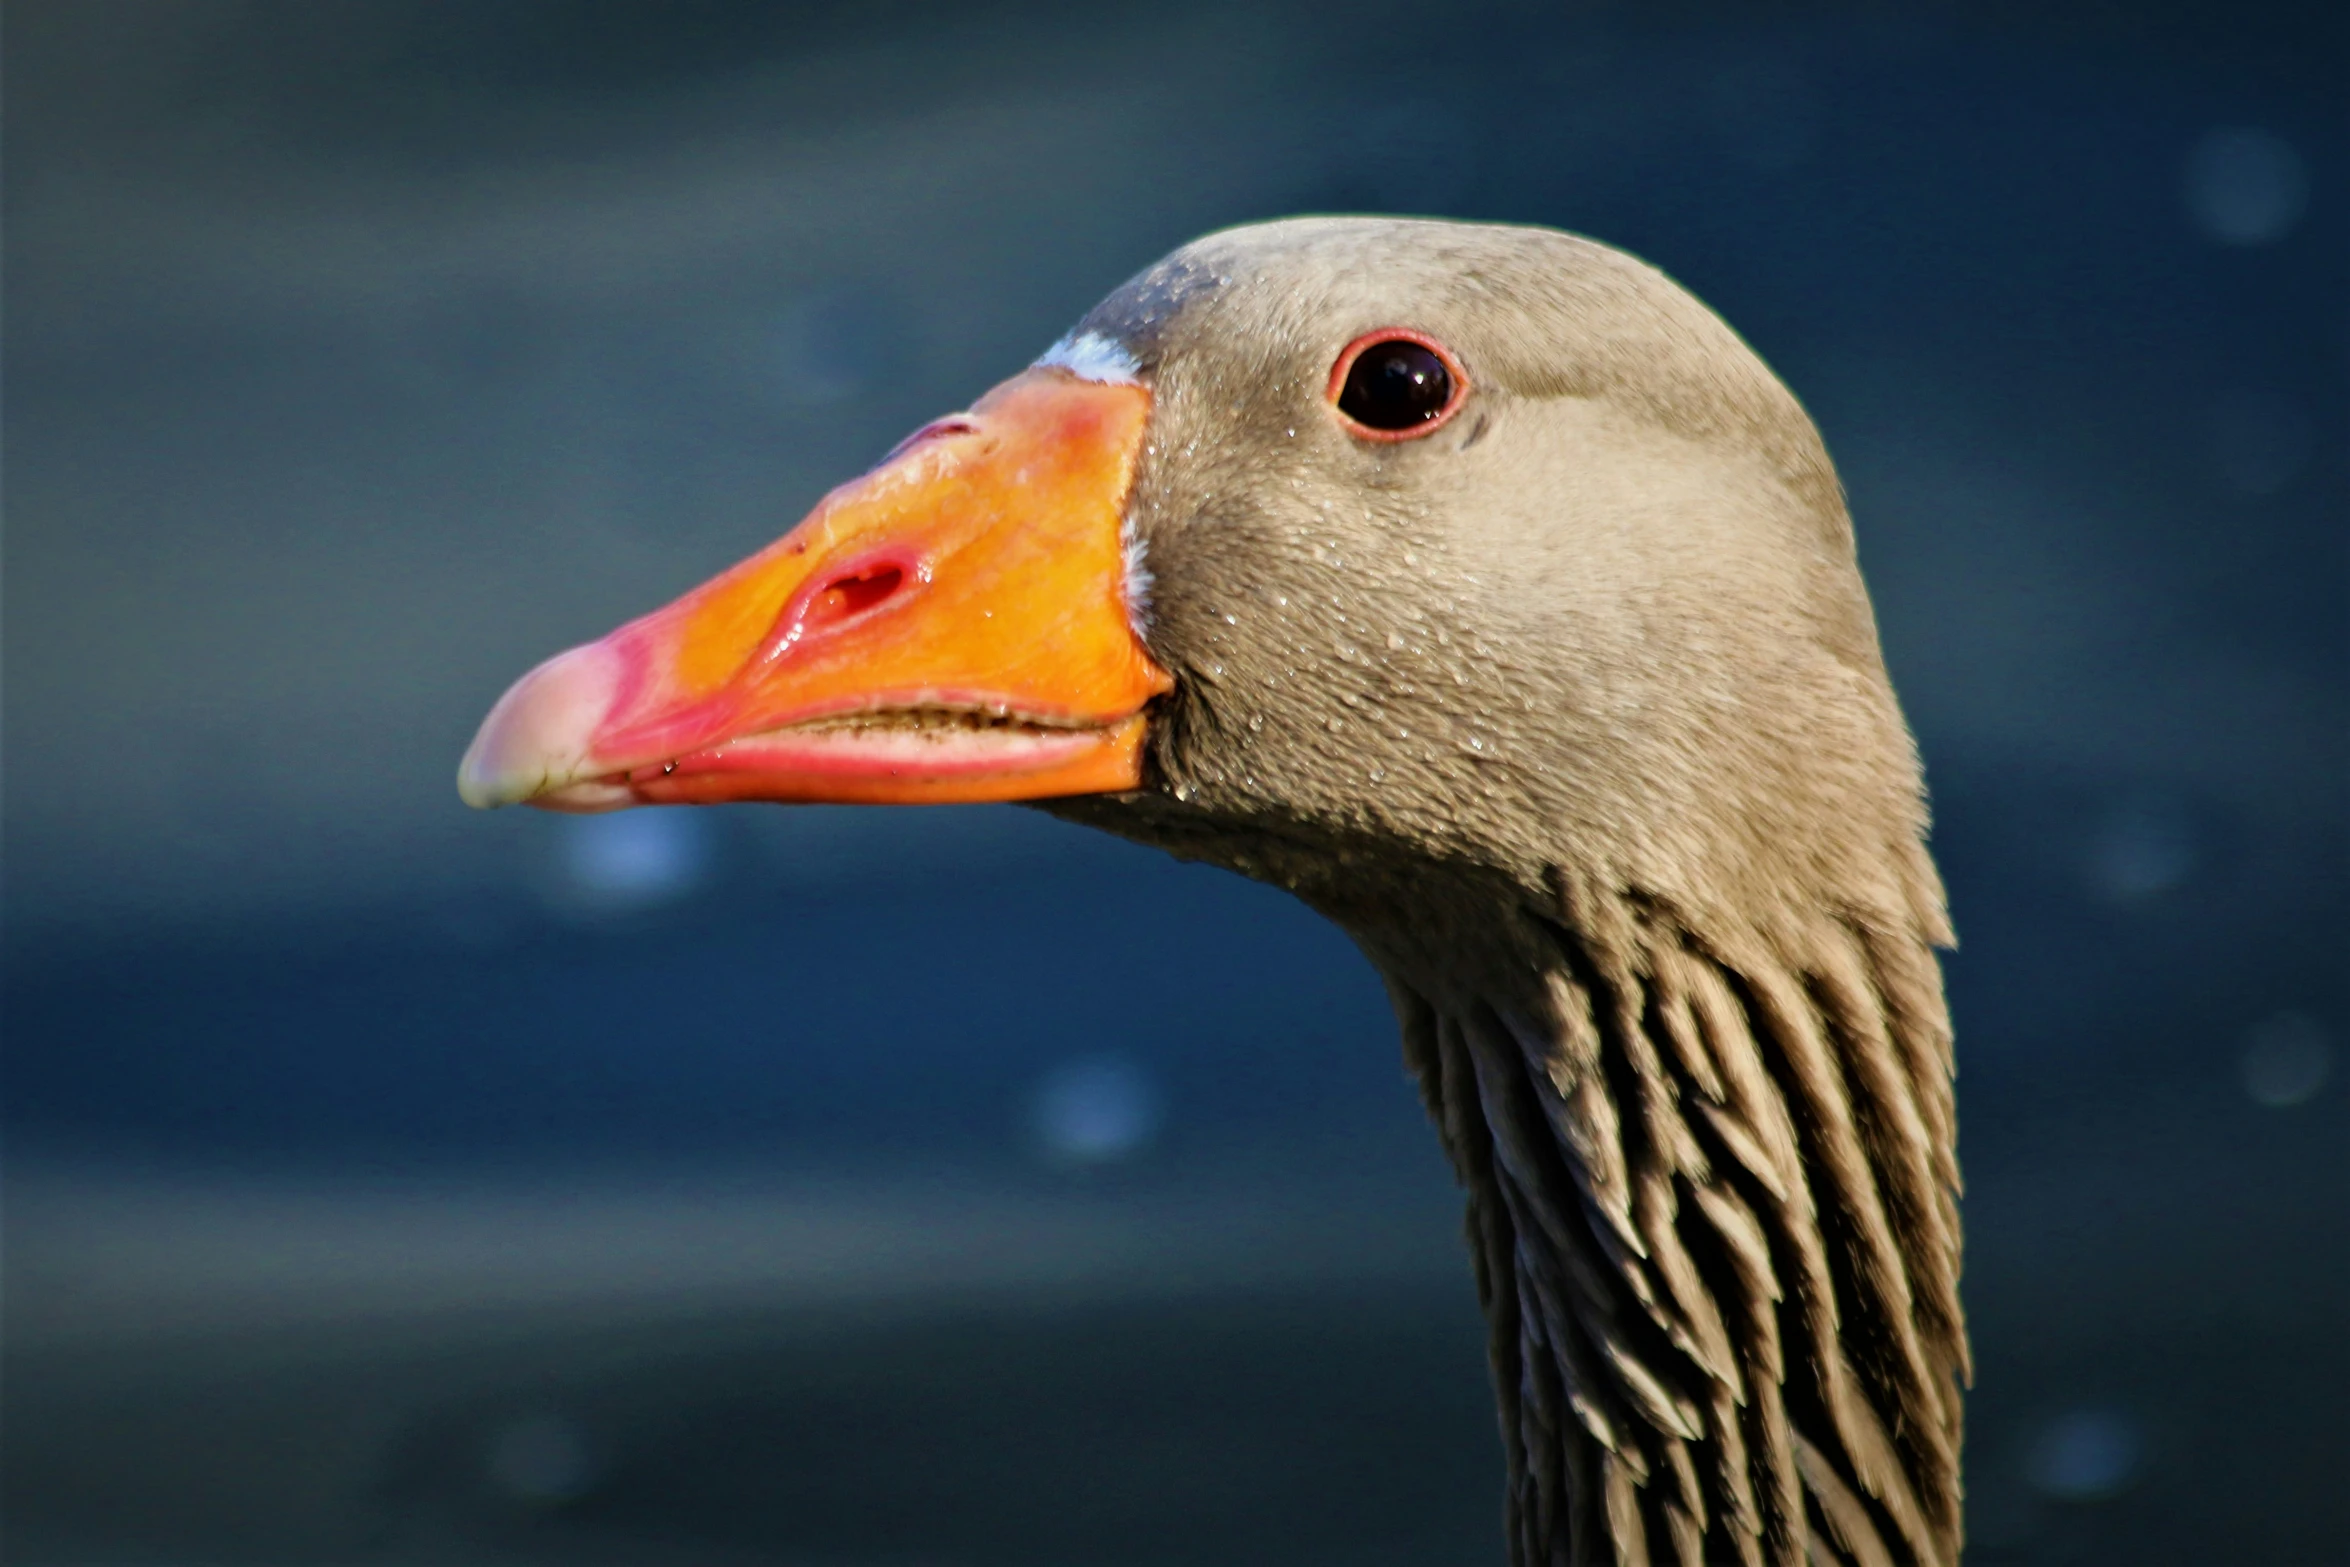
[752,553,924,671]
[804,564,906,631]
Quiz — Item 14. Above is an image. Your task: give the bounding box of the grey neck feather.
[1042,217,1966,1567]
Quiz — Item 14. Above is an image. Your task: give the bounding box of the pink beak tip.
[456,641,624,810]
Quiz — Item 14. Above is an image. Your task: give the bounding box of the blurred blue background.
[4,3,2343,1563]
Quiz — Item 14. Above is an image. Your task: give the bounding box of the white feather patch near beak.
[1121,530,1155,639]
[1035,330,1142,386]
[1037,330,1150,635]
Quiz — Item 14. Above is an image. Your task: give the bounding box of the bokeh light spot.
[1032,1054,1164,1165]
[2205,388,2313,498]
[771,286,903,405]
[2026,1408,2143,1500]
[2184,127,2307,245]
[548,809,713,917]
[2085,794,2197,904]
[485,1412,599,1505]
[2240,1011,2334,1108]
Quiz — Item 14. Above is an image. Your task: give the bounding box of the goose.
[459,217,1965,1567]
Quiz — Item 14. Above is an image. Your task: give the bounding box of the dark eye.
[1330,332,1466,439]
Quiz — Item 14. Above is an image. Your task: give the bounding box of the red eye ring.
[1326,328,1470,442]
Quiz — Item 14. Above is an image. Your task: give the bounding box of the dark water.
[5,2,2343,1562]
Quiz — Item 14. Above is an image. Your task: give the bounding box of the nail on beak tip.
[456,641,625,810]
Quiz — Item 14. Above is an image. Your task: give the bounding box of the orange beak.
[457,367,1171,811]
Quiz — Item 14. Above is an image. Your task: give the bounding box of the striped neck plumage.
[1372,878,1966,1567]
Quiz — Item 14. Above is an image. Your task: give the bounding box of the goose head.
[461,217,1965,1567]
